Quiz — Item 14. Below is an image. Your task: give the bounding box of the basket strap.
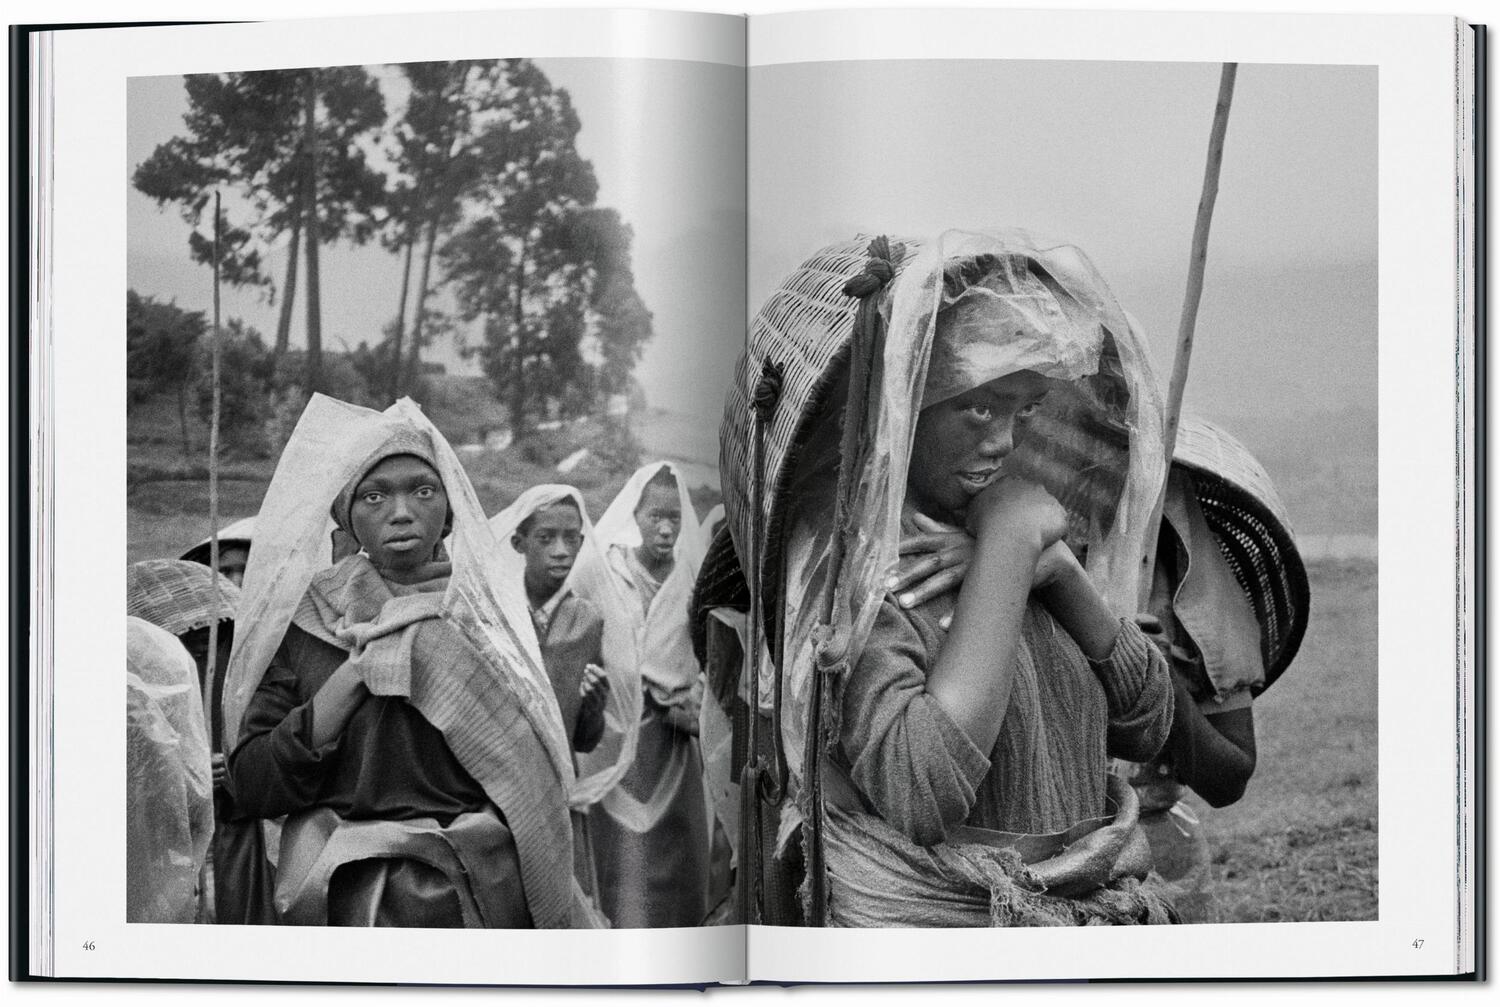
[739,358,784,923]
[804,236,899,928]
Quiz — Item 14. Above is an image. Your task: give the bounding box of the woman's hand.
[888,513,974,609]
[891,519,1080,625]
[966,476,1068,553]
[308,661,368,748]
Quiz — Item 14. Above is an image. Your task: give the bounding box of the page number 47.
[1411,939,1425,949]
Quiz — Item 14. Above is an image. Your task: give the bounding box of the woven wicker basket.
[721,237,920,635]
[126,559,241,637]
[1172,416,1310,687]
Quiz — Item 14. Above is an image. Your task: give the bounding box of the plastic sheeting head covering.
[222,395,574,791]
[579,462,715,841]
[179,515,257,568]
[487,484,643,809]
[591,461,707,567]
[759,229,1164,791]
[585,461,707,701]
[126,616,213,923]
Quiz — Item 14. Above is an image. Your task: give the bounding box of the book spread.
[12,5,1485,987]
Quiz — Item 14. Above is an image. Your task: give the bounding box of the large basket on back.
[1173,417,1310,687]
[720,237,920,635]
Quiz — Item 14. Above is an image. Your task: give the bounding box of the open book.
[15,5,1484,986]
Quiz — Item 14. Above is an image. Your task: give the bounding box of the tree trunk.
[273,213,301,360]
[388,236,414,402]
[508,242,528,434]
[301,70,323,395]
[177,382,191,461]
[406,213,439,391]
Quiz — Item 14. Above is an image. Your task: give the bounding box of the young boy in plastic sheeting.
[223,395,598,929]
[770,231,1176,927]
[126,616,215,923]
[489,485,632,912]
[582,462,714,928]
[126,559,277,924]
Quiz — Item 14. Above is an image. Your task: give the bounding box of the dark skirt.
[590,701,711,928]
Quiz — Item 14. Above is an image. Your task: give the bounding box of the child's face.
[217,545,249,587]
[512,501,585,593]
[634,483,682,563]
[907,369,1050,521]
[349,454,449,574]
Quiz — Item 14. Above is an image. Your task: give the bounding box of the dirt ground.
[1188,557,1378,923]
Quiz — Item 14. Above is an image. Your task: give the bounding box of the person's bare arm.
[1032,543,1121,660]
[924,479,1065,754]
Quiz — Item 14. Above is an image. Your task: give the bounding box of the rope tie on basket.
[806,235,900,928]
[742,357,786,922]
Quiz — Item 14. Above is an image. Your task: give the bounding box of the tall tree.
[442,60,627,433]
[566,207,654,399]
[133,67,387,390]
[385,61,493,397]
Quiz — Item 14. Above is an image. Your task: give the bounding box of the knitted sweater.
[835,595,1172,846]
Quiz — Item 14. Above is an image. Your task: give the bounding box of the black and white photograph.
[124,56,743,929]
[19,0,1477,987]
[723,57,1376,929]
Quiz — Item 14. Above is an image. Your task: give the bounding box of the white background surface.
[7,0,1492,1003]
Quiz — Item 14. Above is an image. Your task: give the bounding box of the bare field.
[1190,557,1378,923]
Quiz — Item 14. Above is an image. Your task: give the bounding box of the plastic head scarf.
[591,461,707,569]
[584,460,706,699]
[222,395,573,787]
[126,616,213,923]
[488,484,643,808]
[774,228,1165,791]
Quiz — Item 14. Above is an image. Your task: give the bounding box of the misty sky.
[126,58,746,428]
[750,59,1377,427]
[128,56,1376,458]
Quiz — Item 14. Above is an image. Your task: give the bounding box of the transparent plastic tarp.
[126,617,214,923]
[771,229,1165,794]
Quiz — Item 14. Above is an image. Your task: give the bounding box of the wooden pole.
[1137,63,1238,611]
[206,192,223,734]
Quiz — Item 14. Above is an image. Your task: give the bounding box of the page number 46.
[82,941,95,951]
[1411,939,1425,949]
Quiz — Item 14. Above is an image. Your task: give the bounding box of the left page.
[36,7,747,985]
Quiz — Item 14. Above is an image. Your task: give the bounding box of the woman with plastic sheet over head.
[222,395,600,928]
[579,461,713,927]
[723,230,1177,927]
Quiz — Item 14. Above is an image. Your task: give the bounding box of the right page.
[735,6,1475,982]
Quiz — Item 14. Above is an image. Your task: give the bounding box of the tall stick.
[1136,63,1238,611]
[206,192,223,735]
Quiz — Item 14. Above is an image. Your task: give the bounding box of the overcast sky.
[129,57,1375,438]
[749,59,1377,426]
[126,58,746,427]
